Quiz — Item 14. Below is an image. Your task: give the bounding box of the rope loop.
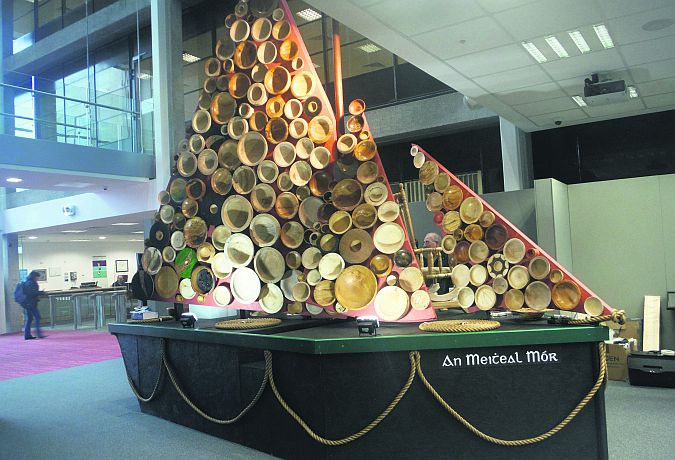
[419,319,501,333]
[123,338,165,403]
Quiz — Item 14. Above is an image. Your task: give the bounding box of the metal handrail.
[0,81,140,117]
[0,111,89,131]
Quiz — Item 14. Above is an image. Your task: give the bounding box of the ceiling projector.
[583,73,630,106]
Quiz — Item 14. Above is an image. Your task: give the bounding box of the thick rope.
[413,342,607,446]
[264,350,417,446]
[162,345,269,424]
[567,309,625,326]
[419,319,501,333]
[123,338,165,403]
[214,318,282,330]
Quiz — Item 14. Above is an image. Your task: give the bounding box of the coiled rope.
[419,319,501,333]
[567,309,625,326]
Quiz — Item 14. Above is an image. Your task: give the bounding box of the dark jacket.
[22,278,40,309]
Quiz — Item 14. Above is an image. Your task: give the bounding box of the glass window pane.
[38,0,62,28]
[12,0,35,53]
[395,56,450,100]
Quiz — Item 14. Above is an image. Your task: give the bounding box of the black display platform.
[110,315,609,459]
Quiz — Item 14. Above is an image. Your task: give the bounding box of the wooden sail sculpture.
[140,0,436,322]
[409,144,613,316]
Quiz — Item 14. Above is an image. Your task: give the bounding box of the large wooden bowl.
[253,247,285,283]
[232,165,256,195]
[257,160,278,184]
[211,168,233,196]
[434,172,451,193]
[469,264,488,287]
[528,256,550,280]
[399,267,424,292]
[459,197,483,224]
[259,283,284,314]
[442,211,461,233]
[251,17,272,40]
[307,115,333,144]
[234,40,257,69]
[154,266,179,299]
[333,179,363,211]
[224,233,254,268]
[310,146,331,170]
[373,222,405,254]
[183,217,208,248]
[265,117,288,144]
[279,38,299,61]
[296,137,314,160]
[364,182,388,207]
[419,161,439,185]
[524,281,552,311]
[484,223,508,251]
[289,160,312,186]
[230,19,250,42]
[374,286,410,321]
[551,280,581,311]
[218,139,240,170]
[237,131,267,166]
[352,203,377,229]
[335,265,378,310]
[328,210,352,235]
[442,185,463,211]
[457,286,475,308]
[280,221,304,249]
[464,223,483,242]
[507,265,529,289]
[318,253,345,281]
[339,228,374,264]
[301,247,322,270]
[298,196,323,229]
[492,276,508,295]
[228,73,251,99]
[249,213,280,247]
[451,264,470,288]
[264,65,291,95]
[475,285,496,311]
[290,71,315,99]
[378,201,400,223]
[453,240,470,264]
[230,267,261,305]
[210,92,236,125]
[584,297,604,316]
[273,141,296,167]
[314,280,336,307]
[503,238,525,264]
[272,19,291,40]
[369,254,393,278]
[192,109,212,134]
[354,140,377,161]
[468,240,489,264]
[504,289,524,311]
[250,183,276,213]
[221,195,253,232]
[275,191,300,220]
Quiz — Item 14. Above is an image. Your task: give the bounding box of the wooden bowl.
[442,185,463,211]
[210,92,236,125]
[335,265,378,310]
[291,57,304,71]
[211,252,233,279]
[279,38,299,61]
[373,222,405,254]
[453,240,470,264]
[314,280,336,307]
[413,152,425,168]
[230,19,250,42]
[457,286,475,308]
[319,233,339,253]
[318,253,345,281]
[310,146,331,170]
[265,117,288,144]
[356,161,379,185]
[301,247,322,270]
[378,201,400,223]
[304,97,322,118]
[290,71,315,99]
[292,282,311,302]
[289,160,312,186]
[296,137,314,160]
[337,134,357,154]
[354,140,377,161]
[192,109,212,134]
[218,140,240,170]
[484,223,508,251]
[463,224,483,242]
[265,95,285,119]
[503,238,525,264]
[190,266,215,295]
[492,276,508,295]
[283,98,303,120]
[155,266,179,299]
[230,267,261,305]
[364,182,388,207]
[251,63,266,83]
[419,161,439,185]
[507,265,529,290]
[441,235,456,254]
[393,249,413,268]
[185,178,206,200]
[285,251,302,270]
[272,141,296,167]
[232,165,256,195]
[247,83,268,107]
[228,73,251,99]
[227,116,249,140]
[216,37,235,60]
[328,210,352,235]
[352,203,378,229]
[250,183,276,212]
[426,192,443,212]
[524,281,552,311]
[181,197,198,219]
[551,280,581,311]
[221,195,253,231]
[411,290,431,311]
[479,211,495,228]
[298,196,323,229]
[251,17,272,41]
[264,66,291,95]
[197,242,216,264]
[528,256,550,280]
[236,131,267,166]
[309,171,332,197]
[399,267,424,292]
[332,179,363,211]
[442,211,461,233]
[434,173,451,193]
[339,228,374,264]
[275,191,300,220]
[469,264,488,287]
[468,240,489,264]
[272,19,291,41]
[253,247,285,283]
[374,286,410,321]
[475,285,496,311]
[549,268,564,284]
[487,253,509,279]
[347,115,364,133]
[183,217,208,248]
[257,160,279,184]
[234,40,257,69]
[177,152,197,177]
[307,115,333,144]
[348,98,366,116]
[249,213,280,247]
[306,269,322,287]
[459,197,483,224]
[369,254,393,278]
[504,289,524,311]
[259,283,284,314]
[584,297,604,316]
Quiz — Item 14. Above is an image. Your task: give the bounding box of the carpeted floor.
[0,330,121,381]
[1,335,674,459]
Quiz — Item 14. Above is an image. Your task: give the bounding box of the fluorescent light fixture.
[358,43,381,54]
[98,236,107,240]
[182,52,200,63]
[593,24,614,49]
[111,222,138,226]
[521,41,547,63]
[6,177,23,183]
[61,230,87,233]
[138,73,152,80]
[131,231,145,234]
[70,239,91,242]
[27,236,38,240]
[627,86,638,98]
[545,36,569,58]
[572,95,587,107]
[128,239,145,242]
[296,8,321,21]
[568,30,591,53]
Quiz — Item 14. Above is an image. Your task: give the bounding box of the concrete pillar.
[150,0,183,191]
[499,117,533,191]
[1,0,14,136]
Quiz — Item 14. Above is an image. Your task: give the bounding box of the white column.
[500,117,533,191]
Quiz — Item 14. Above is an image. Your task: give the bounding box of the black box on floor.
[628,352,675,388]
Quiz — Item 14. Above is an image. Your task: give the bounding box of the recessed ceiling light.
[61,230,87,233]
[521,41,547,63]
[111,223,138,226]
[27,236,38,240]
[128,239,145,242]
[545,36,569,58]
[182,52,200,63]
[627,86,639,98]
[572,95,587,107]
[98,236,107,240]
[131,231,145,234]
[593,24,614,49]
[70,239,91,242]
[358,43,381,54]
[138,72,152,80]
[568,30,591,54]
[296,8,321,21]
[6,177,23,183]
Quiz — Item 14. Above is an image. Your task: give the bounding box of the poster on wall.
[49,267,61,277]
[33,269,47,281]
[92,257,107,279]
[70,272,78,281]
[115,260,128,273]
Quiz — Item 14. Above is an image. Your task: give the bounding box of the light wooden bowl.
[528,256,550,280]
[318,253,345,281]
[290,71,315,99]
[468,240,489,264]
[549,268,564,284]
[504,289,525,311]
[378,201,400,223]
[314,280,336,306]
[251,17,272,41]
[221,195,253,232]
[419,161,439,185]
[459,197,483,224]
[375,286,410,321]
[492,276,508,295]
[339,228,374,264]
[373,222,405,254]
[442,185,463,211]
[328,210,352,235]
[352,203,378,229]
[275,191,300,220]
[434,173,451,193]
[584,297,604,316]
[310,146,331,170]
[232,165,256,195]
[411,290,431,311]
[259,283,284,314]
[253,247,285,283]
[399,266,424,292]
[469,264,488,287]
[337,134,357,154]
[250,183,276,213]
[524,281,551,311]
[301,247,322,270]
[507,265,530,290]
[335,265,378,310]
[354,140,377,161]
[503,238,526,264]
[280,221,304,249]
[289,160,312,186]
[451,264,470,288]
[457,286,475,308]
[475,285,496,311]
[249,213,280,247]
[264,65,291,95]
[551,280,581,311]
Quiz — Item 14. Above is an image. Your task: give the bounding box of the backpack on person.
[13,281,26,304]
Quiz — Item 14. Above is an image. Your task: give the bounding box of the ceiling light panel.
[61,230,87,233]
[627,86,639,98]
[111,223,139,226]
[358,43,381,53]
[572,95,587,107]
[593,24,614,49]
[296,8,321,22]
[568,30,591,53]
[545,36,569,58]
[182,52,200,63]
[522,41,547,63]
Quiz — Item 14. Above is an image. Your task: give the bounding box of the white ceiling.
[0,166,150,193]
[306,0,675,131]
[18,213,152,244]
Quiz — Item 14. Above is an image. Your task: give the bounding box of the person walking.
[20,271,45,340]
